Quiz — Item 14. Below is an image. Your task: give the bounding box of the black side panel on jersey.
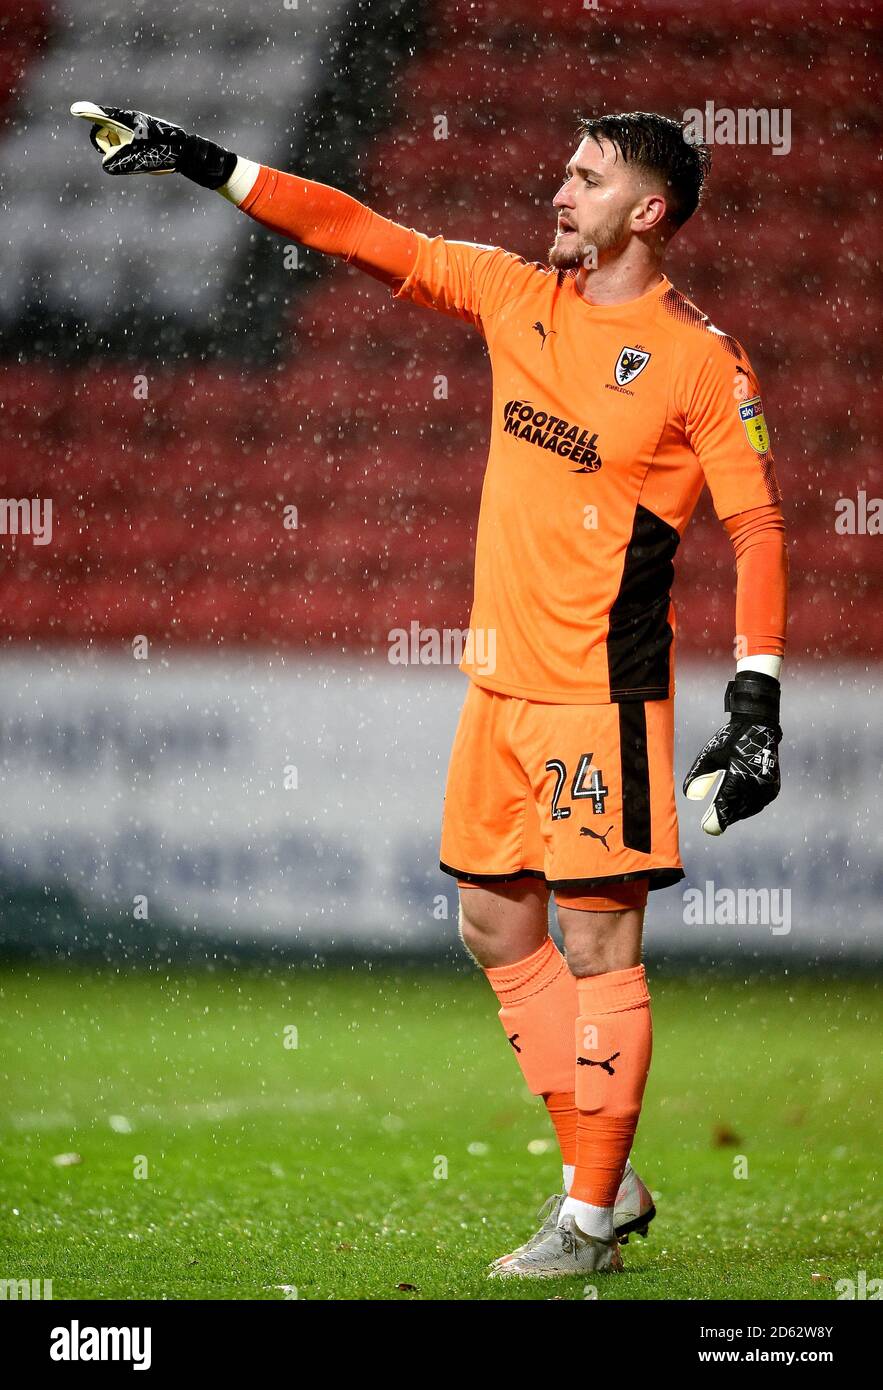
[608,505,680,702]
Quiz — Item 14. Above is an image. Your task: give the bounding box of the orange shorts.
[440,682,684,905]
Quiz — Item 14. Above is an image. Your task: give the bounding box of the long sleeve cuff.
[724,503,788,662]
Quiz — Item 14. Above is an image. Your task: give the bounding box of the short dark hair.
[574,111,712,228]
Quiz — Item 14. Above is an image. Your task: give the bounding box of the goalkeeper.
[72,103,788,1277]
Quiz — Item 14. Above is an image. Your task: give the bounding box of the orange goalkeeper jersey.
[391,238,782,703]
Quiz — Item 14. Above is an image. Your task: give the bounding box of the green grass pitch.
[0,965,879,1301]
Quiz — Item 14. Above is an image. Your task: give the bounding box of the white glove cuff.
[218,156,261,205]
[736,654,783,681]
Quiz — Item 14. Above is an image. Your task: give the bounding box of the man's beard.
[548,210,631,270]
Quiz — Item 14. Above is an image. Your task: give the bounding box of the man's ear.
[632,191,668,233]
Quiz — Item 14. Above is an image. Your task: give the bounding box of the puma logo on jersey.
[579,824,614,850]
[532,321,556,350]
[577,1051,621,1075]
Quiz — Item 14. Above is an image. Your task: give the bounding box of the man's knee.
[457,897,485,961]
[456,878,551,969]
[558,905,645,977]
[457,889,513,961]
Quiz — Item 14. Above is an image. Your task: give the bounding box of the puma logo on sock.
[577,1050,621,1075]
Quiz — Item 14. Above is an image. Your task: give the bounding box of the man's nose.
[553,185,574,209]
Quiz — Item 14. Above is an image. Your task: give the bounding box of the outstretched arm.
[71,103,535,327]
[70,103,418,288]
[222,160,417,289]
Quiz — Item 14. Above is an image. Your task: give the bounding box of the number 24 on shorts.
[545,753,609,819]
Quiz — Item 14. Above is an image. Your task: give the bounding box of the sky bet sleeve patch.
[738,395,771,454]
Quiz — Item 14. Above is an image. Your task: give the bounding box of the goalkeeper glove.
[683,670,782,836]
[70,102,237,188]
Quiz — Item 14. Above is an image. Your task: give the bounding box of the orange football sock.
[571,965,652,1208]
[544,1089,578,1166]
[483,936,578,1100]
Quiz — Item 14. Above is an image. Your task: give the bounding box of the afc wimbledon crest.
[615,346,651,386]
[738,395,771,453]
